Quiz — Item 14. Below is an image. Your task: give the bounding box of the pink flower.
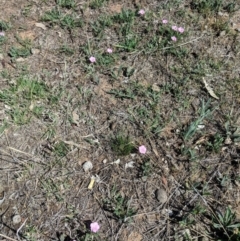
[178,27,184,33]
[90,222,100,233]
[0,32,5,37]
[171,36,177,41]
[107,48,113,53]
[139,145,147,154]
[138,9,145,16]
[89,56,96,63]
[171,25,178,31]
[162,19,168,24]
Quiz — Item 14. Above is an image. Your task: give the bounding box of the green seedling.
[21,4,32,17]
[9,46,31,58]
[212,207,240,240]
[9,108,31,125]
[89,0,108,9]
[59,45,75,56]
[54,141,69,157]
[0,76,52,125]
[207,133,224,153]
[191,0,223,15]
[104,186,137,223]
[60,14,83,29]
[0,20,11,31]
[113,9,135,24]
[107,88,135,99]
[56,0,76,9]
[41,9,61,24]
[92,15,113,37]
[97,52,115,66]
[41,178,64,201]
[191,203,206,215]
[23,225,38,241]
[111,134,135,156]
[184,100,213,140]
[139,160,152,178]
[118,34,138,52]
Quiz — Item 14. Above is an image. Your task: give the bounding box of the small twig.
[115,222,124,241]
[7,146,33,157]
[162,34,204,50]
[94,195,113,241]
[16,218,28,240]
[0,234,18,241]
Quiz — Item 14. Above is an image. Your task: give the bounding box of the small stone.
[82,161,93,172]
[16,57,25,62]
[220,30,226,36]
[0,191,5,205]
[12,214,21,224]
[31,48,40,55]
[155,188,168,204]
[224,136,232,145]
[102,158,107,164]
[141,176,147,182]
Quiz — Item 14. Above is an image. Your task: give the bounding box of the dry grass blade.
[202,77,219,100]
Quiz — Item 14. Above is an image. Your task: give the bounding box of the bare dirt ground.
[0,0,240,240]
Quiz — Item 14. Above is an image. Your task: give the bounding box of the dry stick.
[0,234,18,241]
[193,186,231,240]
[7,146,33,157]
[94,194,114,241]
[161,34,205,50]
[115,222,124,241]
[16,218,28,240]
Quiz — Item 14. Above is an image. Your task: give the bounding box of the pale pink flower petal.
[171,36,177,41]
[89,56,96,63]
[138,9,145,15]
[0,32,5,37]
[90,222,100,233]
[178,27,184,33]
[139,145,147,154]
[171,25,178,31]
[107,48,113,53]
[162,19,168,24]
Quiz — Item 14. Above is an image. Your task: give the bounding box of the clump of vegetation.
[111,134,135,156]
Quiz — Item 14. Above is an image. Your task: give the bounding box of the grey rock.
[155,188,168,204]
[12,214,21,224]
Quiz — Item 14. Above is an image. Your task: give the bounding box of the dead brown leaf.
[109,4,123,13]
[18,30,35,41]
[203,77,219,100]
[127,232,143,241]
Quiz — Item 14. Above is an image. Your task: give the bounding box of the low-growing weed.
[0,20,11,31]
[190,0,236,16]
[212,207,240,240]
[60,14,82,29]
[104,186,137,223]
[111,134,135,156]
[0,76,55,125]
[56,0,76,9]
[58,44,75,56]
[42,9,61,24]
[139,159,152,178]
[92,15,113,37]
[54,141,69,157]
[118,34,139,52]
[42,9,82,29]
[191,0,223,15]
[112,9,135,24]
[207,133,224,153]
[89,0,109,9]
[184,100,213,141]
[9,46,31,58]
